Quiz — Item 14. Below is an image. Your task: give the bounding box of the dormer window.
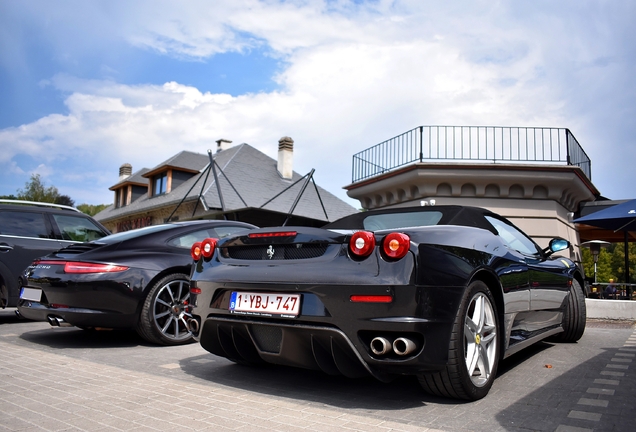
[154,173,168,196]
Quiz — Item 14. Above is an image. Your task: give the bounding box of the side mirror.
[543,238,570,256]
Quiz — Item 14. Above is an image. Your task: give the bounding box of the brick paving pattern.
[0,311,634,431]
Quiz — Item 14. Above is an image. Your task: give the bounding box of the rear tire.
[136,273,193,345]
[418,280,500,401]
[551,279,586,342]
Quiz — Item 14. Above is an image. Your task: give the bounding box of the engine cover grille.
[224,243,329,260]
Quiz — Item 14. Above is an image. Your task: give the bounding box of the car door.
[0,210,66,306]
[484,215,569,330]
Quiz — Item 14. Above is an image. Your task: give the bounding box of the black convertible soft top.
[323,205,499,234]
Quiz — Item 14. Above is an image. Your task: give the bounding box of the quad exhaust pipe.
[392,337,417,356]
[370,336,418,357]
[370,337,391,355]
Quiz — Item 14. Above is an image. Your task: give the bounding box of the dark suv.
[0,200,110,308]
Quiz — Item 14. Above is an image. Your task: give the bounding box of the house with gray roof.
[95,138,358,232]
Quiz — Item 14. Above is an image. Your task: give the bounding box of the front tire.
[552,279,586,342]
[418,280,500,400]
[136,273,193,345]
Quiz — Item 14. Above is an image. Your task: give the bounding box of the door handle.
[0,243,14,252]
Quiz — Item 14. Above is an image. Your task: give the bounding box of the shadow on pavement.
[0,307,22,324]
[181,354,432,410]
[18,326,150,349]
[178,340,559,411]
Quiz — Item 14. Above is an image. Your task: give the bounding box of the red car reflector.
[191,242,202,261]
[382,233,410,260]
[349,231,375,258]
[248,231,297,238]
[200,238,217,259]
[64,262,129,274]
[51,304,69,309]
[34,260,64,266]
[190,287,202,295]
[350,295,393,303]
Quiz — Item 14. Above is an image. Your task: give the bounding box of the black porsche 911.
[187,206,586,400]
[17,220,255,345]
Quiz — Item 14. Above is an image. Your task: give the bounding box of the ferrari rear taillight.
[382,233,410,260]
[201,238,217,259]
[191,242,202,261]
[192,238,217,261]
[349,231,375,258]
[63,262,129,274]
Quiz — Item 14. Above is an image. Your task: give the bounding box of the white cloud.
[1,0,635,204]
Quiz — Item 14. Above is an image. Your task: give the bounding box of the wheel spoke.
[155,310,170,319]
[161,316,174,333]
[163,285,176,303]
[466,341,479,375]
[465,316,478,336]
[473,295,485,332]
[156,298,171,308]
[476,344,491,378]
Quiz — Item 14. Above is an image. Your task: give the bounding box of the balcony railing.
[351,126,592,183]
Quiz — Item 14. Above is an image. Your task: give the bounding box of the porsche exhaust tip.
[370,336,392,356]
[393,337,417,356]
[187,318,200,334]
[47,315,72,327]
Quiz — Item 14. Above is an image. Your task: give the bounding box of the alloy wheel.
[464,292,497,387]
[152,278,192,342]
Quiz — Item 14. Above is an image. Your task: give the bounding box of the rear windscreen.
[363,211,443,230]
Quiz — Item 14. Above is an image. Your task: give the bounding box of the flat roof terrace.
[351,126,592,184]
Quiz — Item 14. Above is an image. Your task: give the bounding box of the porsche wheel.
[551,279,586,342]
[418,280,500,400]
[136,273,194,345]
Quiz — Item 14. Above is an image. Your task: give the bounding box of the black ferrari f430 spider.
[187,206,586,400]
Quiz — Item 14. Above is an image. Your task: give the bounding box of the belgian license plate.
[20,287,42,302]
[229,292,300,318]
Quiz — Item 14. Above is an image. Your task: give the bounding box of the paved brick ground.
[0,310,634,432]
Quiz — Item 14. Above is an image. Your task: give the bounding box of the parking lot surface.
[1,308,634,432]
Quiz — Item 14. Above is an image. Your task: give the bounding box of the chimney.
[119,163,132,181]
[277,136,294,180]
[216,138,233,153]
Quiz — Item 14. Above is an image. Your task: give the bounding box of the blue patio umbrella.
[574,199,636,284]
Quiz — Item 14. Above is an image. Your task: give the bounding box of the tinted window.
[485,216,540,255]
[97,224,174,244]
[213,226,253,239]
[167,226,252,249]
[169,229,214,249]
[52,214,108,242]
[0,211,50,238]
[363,211,443,231]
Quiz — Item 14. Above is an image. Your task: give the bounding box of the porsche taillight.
[382,233,410,260]
[349,231,376,258]
[63,262,129,274]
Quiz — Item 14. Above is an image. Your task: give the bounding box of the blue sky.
[1,0,635,208]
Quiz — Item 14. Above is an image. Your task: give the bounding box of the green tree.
[77,203,109,216]
[581,242,636,284]
[17,174,61,203]
[55,194,75,207]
